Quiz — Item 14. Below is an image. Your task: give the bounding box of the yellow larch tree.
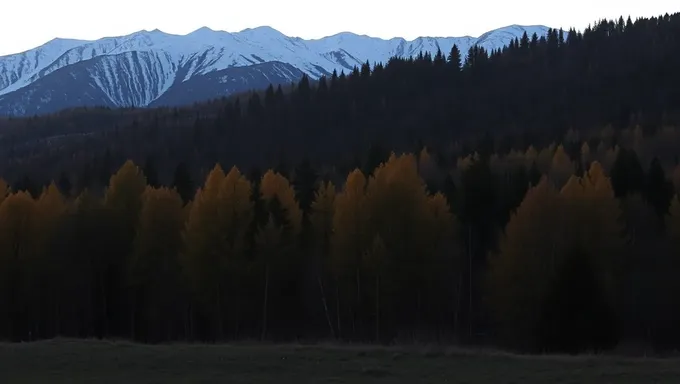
[536,144,555,175]
[364,153,438,332]
[105,160,147,222]
[525,145,538,170]
[331,168,370,335]
[255,216,282,341]
[486,177,565,349]
[0,179,9,206]
[331,169,370,279]
[580,161,625,290]
[131,186,186,342]
[0,191,37,337]
[32,182,68,335]
[362,234,387,341]
[417,146,435,178]
[260,169,302,235]
[181,164,227,338]
[309,181,337,337]
[218,166,254,269]
[104,160,148,337]
[310,181,336,255]
[549,144,575,189]
[581,142,592,169]
[256,169,300,340]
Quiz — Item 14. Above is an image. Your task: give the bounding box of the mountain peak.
[189,26,217,35]
[0,24,551,115]
[240,26,279,33]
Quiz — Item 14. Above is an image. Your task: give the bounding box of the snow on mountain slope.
[0,24,550,115]
[475,25,550,49]
[0,37,86,94]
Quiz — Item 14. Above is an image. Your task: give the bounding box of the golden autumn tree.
[68,189,113,338]
[217,166,254,336]
[364,153,447,335]
[182,164,225,336]
[309,181,336,337]
[525,145,538,170]
[536,144,555,175]
[542,163,622,351]
[549,144,575,189]
[0,179,9,206]
[425,193,457,257]
[331,169,370,282]
[104,160,147,336]
[576,162,625,285]
[362,234,386,341]
[331,168,370,336]
[260,169,302,235]
[255,216,282,341]
[0,191,36,339]
[104,160,148,268]
[105,160,147,223]
[581,142,592,169]
[183,164,253,339]
[32,183,68,336]
[486,177,564,350]
[365,153,431,270]
[218,166,253,267]
[256,169,301,340]
[130,186,186,342]
[417,146,437,183]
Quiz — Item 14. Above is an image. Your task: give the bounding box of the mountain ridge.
[0,24,550,116]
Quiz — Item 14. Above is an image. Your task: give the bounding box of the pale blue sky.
[0,0,677,56]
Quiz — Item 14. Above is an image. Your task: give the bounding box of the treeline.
[0,13,679,188]
[0,154,458,346]
[3,135,680,354]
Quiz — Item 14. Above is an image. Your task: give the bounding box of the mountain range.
[0,25,549,117]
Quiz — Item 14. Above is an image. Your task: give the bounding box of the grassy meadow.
[0,339,679,383]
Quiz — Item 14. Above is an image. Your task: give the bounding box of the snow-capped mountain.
[0,24,549,116]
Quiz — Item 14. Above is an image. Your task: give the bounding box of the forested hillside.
[0,13,678,192]
[0,13,680,354]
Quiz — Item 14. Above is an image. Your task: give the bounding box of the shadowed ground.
[0,339,679,383]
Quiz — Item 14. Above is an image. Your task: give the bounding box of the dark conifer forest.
[1,13,680,354]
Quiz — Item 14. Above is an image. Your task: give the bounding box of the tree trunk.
[468,226,473,339]
[100,274,108,338]
[216,283,223,341]
[318,276,335,339]
[188,304,195,342]
[375,275,380,343]
[415,289,422,336]
[130,291,136,341]
[261,264,270,342]
[356,268,361,338]
[55,300,60,337]
[336,285,342,339]
[454,272,462,338]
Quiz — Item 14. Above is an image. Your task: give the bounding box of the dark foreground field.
[1,340,679,383]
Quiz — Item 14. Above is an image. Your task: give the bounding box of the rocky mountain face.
[0,25,549,116]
